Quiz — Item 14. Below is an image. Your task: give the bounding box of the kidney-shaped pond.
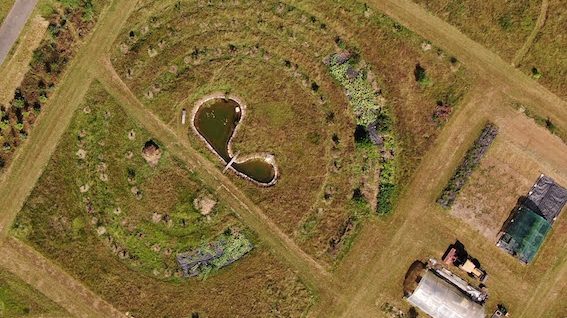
[193,96,277,186]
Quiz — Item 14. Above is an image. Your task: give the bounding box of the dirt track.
[512,0,549,66]
[0,238,127,318]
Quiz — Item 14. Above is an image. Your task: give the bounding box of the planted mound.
[437,122,499,208]
[141,139,162,166]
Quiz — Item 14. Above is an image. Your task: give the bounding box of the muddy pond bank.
[191,94,278,186]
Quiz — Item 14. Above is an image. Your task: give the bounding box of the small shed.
[523,174,567,223]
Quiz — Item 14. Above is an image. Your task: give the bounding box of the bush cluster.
[328,54,382,126]
[328,52,399,215]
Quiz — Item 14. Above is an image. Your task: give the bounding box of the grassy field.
[11,81,315,317]
[519,0,567,100]
[0,0,565,316]
[0,268,66,317]
[0,0,15,25]
[412,0,567,104]
[110,0,471,264]
[413,0,541,62]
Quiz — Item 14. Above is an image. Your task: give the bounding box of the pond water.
[194,98,276,185]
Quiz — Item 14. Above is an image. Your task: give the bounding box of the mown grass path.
[512,0,549,67]
[0,237,127,318]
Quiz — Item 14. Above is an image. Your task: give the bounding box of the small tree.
[531,67,542,79]
[414,63,429,86]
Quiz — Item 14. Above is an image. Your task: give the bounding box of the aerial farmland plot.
[0,0,565,318]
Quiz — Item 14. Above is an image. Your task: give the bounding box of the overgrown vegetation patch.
[327,52,400,215]
[177,228,253,278]
[0,0,108,171]
[437,122,499,208]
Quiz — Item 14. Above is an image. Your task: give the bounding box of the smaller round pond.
[193,96,277,186]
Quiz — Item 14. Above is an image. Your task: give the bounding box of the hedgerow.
[437,122,499,208]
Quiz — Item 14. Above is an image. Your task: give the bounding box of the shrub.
[327,52,399,215]
[328,54,382,126]
[414,63,430,86]
[531,67,542,79]
[12,99,25,109]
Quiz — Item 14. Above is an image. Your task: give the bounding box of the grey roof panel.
[525,175,567,223]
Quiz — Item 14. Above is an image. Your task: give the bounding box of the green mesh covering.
[498,206,551,263]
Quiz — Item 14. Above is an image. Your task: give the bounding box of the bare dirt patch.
[141,139,161,166]
[451,138,542,239]
[193,192,217,216]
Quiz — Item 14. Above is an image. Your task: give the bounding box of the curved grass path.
[512,0,549,67]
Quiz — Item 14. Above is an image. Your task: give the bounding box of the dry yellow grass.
[519,0,567,100]
[413,0,542,62]
[451,138,546,239]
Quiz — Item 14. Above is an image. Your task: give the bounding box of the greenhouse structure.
[497,175,567,263]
